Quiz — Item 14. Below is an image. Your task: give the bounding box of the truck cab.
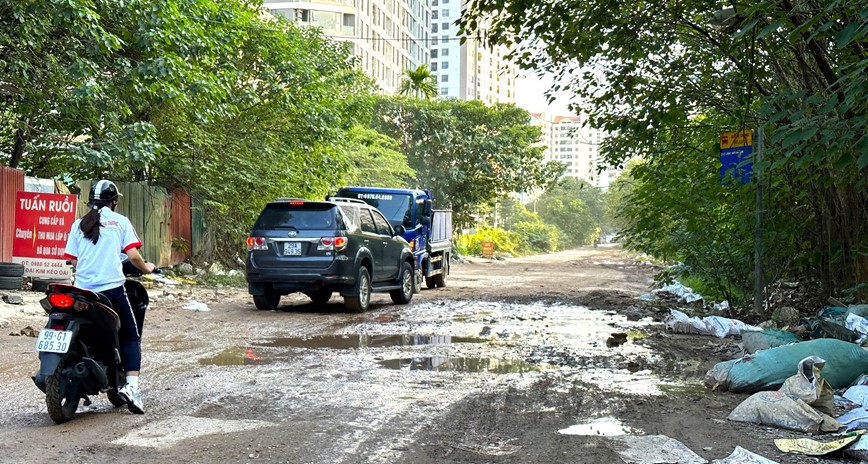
[334,186,452,289]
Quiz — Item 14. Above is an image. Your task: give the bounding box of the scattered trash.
[849,304,868,318]
[175,262,194,275]
[143,273,182,286]
[728,390,839,433]
[770,306,800,327]
[183,300,210,312]
[705,339,868,393]
[227,269,242,277]
[606,333,628,347]
[0,318,9,329]
[836,407,868,431]
[652,281,704,304]
[774,430,866,455]
[784,356,834,413]
[846,312,868,342]
[712,300,730,312]
[727,356,840,434]
[608,435,706,464]
[665,309,762,338]
[844,385,868,406]
[740,329,802,354]
[845,435,868,459]
[804,306,859,342]
[711,446,778,464]
[20,326,38,337]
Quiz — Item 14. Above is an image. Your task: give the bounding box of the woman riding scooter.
[63,180,155,414]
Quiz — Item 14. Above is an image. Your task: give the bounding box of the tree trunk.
[9,125,26,168]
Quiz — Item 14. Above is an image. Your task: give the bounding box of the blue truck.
[333,186,452,290]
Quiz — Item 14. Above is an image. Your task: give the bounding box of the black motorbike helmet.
[88,180,122,203]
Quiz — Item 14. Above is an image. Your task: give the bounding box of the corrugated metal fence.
[76,181,198,268]
[0,166,25,261]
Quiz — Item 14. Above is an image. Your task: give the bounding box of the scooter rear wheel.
[45,356,79,424]
[107,388,126,408]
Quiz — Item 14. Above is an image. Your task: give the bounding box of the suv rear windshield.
[336,191,412,227]
[253,203,340,230]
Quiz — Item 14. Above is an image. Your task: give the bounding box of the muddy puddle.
[559,417,642,436]
[378,357,540,373]
[253,334,488,349]
[199,301,695,396]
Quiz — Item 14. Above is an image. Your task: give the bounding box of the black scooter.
[32,257,151,424]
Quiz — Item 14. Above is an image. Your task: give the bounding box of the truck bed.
[429,210,452,249]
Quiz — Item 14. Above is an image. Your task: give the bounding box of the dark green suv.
[245,198,415,312]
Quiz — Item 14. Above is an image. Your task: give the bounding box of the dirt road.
[0,246,842,463]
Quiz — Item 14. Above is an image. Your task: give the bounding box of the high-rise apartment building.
[263,0,431,94]
[433,1,515,103]
[530,113,619,190]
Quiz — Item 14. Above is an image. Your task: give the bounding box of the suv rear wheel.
[344,267,371,313]
[390,261,414,304]
[253,291,280,310]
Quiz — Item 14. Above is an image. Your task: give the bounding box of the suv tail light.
[318,237,347,252]
[247,237,267,251]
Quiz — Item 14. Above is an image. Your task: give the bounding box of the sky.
[513,72,577,118]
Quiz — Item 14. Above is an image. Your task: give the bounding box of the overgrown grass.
[192,271,247,288]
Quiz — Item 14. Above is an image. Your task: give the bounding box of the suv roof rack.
[327,196,368,205]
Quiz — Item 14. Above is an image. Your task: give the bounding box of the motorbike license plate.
[35,329,73,354]
[284,242,301,256]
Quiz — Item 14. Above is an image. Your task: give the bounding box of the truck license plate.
[36,329,73,353]
[284,242,301,256]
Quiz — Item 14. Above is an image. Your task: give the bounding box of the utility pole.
[754,128,764,315]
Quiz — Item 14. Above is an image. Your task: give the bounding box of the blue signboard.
[720,130,753,184]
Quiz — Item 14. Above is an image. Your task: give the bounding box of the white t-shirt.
[64,208,143,293]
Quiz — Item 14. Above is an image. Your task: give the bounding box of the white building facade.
[530,113,620,190]
[432,2,516,103]
[263,0,431,94]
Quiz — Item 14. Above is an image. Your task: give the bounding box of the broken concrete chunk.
[1,293,23,305]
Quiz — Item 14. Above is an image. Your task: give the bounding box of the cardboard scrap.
[774,430,866,455]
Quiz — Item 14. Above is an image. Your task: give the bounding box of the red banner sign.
[12,192,78,278]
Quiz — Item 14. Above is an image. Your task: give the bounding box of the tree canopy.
[370,96,563,227]
[462,0,868,301]
[1,0,374,259]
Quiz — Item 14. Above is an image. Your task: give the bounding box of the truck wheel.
[345,267,371,313]
[433,255,449,288]
[253,291,280,310]
[390,262,414,304]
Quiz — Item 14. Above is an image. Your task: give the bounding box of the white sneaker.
[118,383,145,414]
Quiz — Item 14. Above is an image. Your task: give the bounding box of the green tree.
[398,65,438,99]
[1,0,375,262]
[461,0,868,301]
[371,96,563,227]
[535,178,604,246]
[339,125,415,187]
